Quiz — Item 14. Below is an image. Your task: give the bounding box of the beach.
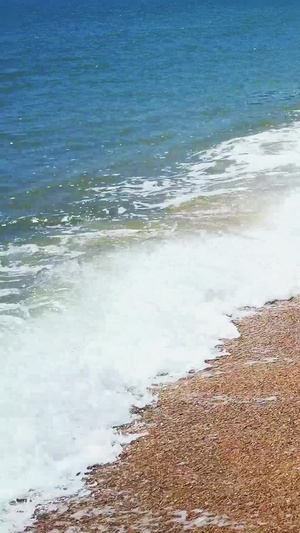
[25,297,300,532]
[3,1,300,529]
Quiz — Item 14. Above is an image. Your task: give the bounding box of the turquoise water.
[2,1,300,531]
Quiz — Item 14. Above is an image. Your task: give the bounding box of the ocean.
[1,0,300,530]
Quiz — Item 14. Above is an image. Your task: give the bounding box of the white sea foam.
[0,289,20,297]
[2,124,300,532]
[84,122,300,215]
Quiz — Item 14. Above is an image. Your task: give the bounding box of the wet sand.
[26,298,300,532]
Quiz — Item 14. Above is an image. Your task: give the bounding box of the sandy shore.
[26,298,300,532]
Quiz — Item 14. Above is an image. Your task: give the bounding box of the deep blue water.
[1,0,300,244]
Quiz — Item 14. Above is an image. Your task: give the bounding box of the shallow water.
[2,0,300,530]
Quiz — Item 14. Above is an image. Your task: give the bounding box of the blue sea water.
[2,0,300,530]
[1,0,300,241]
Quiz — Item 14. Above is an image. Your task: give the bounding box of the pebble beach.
[25,297,300,532]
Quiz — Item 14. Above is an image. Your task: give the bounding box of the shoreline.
[26,297,300,532]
